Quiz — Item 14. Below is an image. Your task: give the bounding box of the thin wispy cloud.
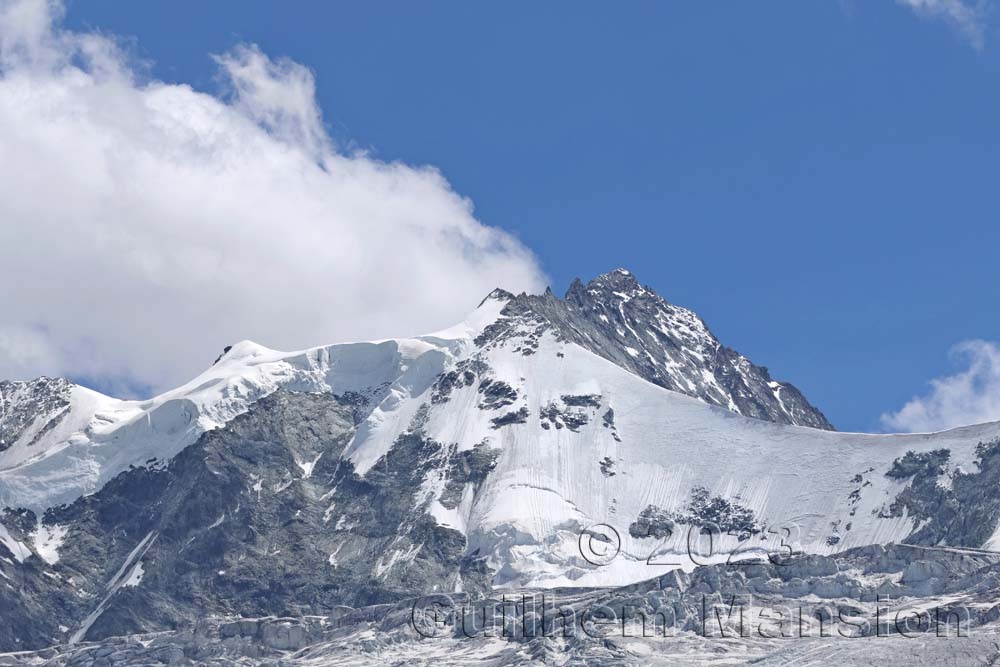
[0,0,546,396]
[896,0,991,49]
[881,340,1000,432]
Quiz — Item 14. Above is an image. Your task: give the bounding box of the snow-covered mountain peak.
[217,339,276,362]
[0,269,835,515]
[477,287,515,308]
[570,266,644,296]
[482,268,833,430]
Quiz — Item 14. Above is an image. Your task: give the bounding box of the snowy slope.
[2,271,999,593]
[417,324,1000,587]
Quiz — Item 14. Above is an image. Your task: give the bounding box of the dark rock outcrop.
[0,391,490,650]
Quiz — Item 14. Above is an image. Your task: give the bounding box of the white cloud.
[896,0,991,49]
[0,0,546,395]
[881,340,1000,432]
[212,44,330,160]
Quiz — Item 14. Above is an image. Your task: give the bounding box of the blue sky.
[39,2,1000,431]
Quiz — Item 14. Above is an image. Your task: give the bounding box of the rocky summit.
[1,269,999,665]
[489,268,833,430]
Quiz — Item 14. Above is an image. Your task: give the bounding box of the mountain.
[1,269,999,660]
[0,269,830,517]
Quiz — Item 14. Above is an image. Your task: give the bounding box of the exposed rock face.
[487,269,833,430]
[0,377,72,452]
[879,440,1000,549]
[0,391,489,650]
[629,487,762,542]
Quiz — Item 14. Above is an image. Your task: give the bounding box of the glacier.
[2,269,1000,663]
[1,271,998,588]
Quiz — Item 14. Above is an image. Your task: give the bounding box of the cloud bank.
[0,0,546,396]
[881,340,1000,432]
[896,0,991,49]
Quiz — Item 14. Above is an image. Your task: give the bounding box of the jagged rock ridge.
[484,269,833,430]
